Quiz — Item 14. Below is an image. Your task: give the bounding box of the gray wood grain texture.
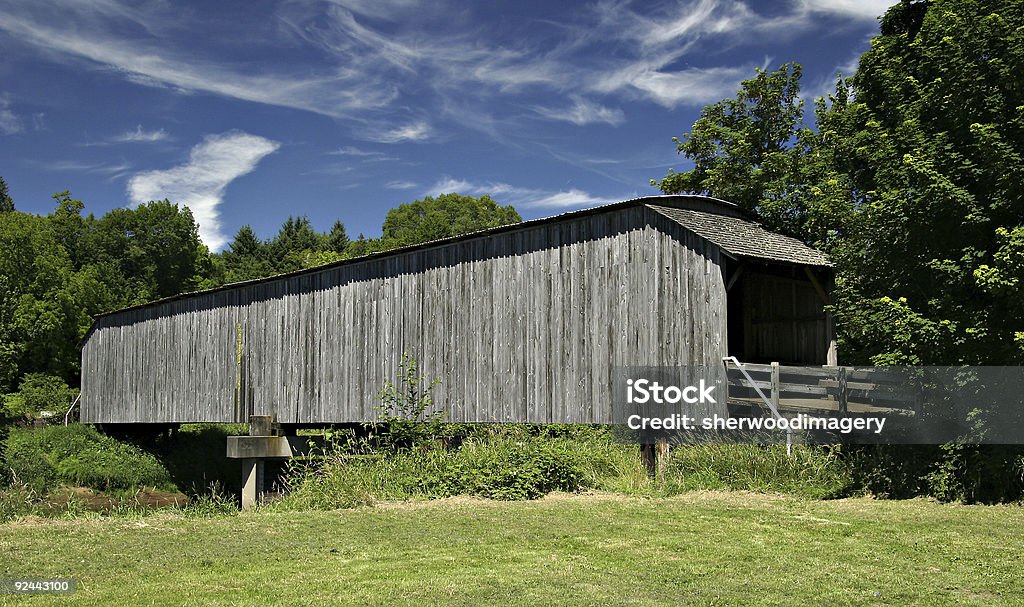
[82,202,762,424]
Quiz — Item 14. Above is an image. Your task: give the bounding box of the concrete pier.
[226,416,324,509]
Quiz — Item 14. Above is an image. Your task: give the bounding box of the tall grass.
[272,426,856,511]
[663,443,854,499]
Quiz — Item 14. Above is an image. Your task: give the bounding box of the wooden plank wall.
[81,205,729,424]
[742,272,828,365]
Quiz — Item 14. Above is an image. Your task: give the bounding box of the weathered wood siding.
[81,205,729,424]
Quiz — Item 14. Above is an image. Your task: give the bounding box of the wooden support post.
[771,362,780,415]
[656,437,670,481]
[641,443,656,477]
[838,366,848,416]
[805,267,838,366]
[826,316,838,366]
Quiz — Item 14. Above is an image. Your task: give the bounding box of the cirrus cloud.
[366,121,434,143]
[533,96,625,126]
[112,125,169,143]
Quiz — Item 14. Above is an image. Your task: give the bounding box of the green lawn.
[1,492,1021,606]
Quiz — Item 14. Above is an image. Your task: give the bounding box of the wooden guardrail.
[725,362,920,416]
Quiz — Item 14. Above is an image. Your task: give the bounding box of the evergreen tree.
[327,220,349,254]
[0,176,14,213]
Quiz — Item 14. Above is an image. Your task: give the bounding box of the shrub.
[923,445,1024,503]
[2,374,77,421]
[843,444,1024,503]
[423,434,589,500]
[2,424,173,494]
[180,482,239,516]
[843,444,936,499]
[276,426,637,509]
[0,483,37,523]
[374,354,447,451]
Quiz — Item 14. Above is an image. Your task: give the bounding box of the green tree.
[654,63,813,237]
[268,216,326,272]
[327,220,349,254]
[80,200,211,303]
[830,0,1024,365]
[655,0,1024,365]
[222,225,275,282]
[341,234,380,259]
[379,193,521,249]
[48,191,87,267]
[0,211,97,390]
[1,373,76,420]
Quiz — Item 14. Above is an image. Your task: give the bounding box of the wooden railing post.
[656,437,670,481]
[838,367,848,416]
[771,362,791,455]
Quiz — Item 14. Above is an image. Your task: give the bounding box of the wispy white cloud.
[426,176,609,210]
[320,0,425,22]
[595,0,753,50]
[534,96,625,126]
[328,145,397,162]
[0,95,23,135]
[330,146,384,157]
[427,177,475,196]
[527,189,607,209]
[385,180,417,190]
[797,0,895,20]
[126,132,280,251]
[0,0,896,142]
[44,159,133,179]
[110,0,756,119]
[112,125,169,143]
[367,121,433,144]
[0,5,398,120]
[594,64,752,108]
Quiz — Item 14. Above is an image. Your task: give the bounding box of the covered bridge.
[81,195,834,427]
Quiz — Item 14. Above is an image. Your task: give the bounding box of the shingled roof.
[647,202,831,267]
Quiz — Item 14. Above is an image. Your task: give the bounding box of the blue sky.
[0,0,895,251]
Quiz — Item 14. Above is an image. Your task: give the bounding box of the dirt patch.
[946,587,1002,601]
[45,487,190,510]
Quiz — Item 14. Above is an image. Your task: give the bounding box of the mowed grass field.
[1,492,1021,606]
